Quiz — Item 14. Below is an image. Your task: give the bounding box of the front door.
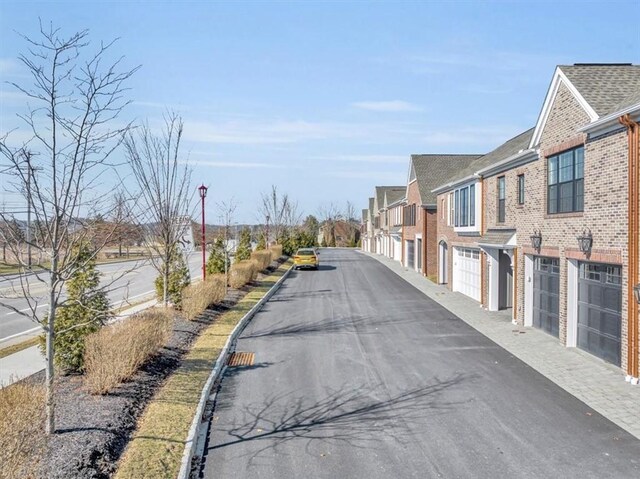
[499,251,513,309]
[439,241,448,284]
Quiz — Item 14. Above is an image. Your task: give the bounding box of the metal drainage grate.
[227,351,255,367]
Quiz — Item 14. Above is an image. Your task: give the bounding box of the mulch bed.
[27,262,283,479]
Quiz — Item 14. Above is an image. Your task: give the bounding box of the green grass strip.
[0,337,40,359]
[115,260,291,479]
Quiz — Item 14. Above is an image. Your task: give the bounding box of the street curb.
[177,263,293,479]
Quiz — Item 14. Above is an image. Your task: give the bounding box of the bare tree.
[216,198,238,294]
[124,113,193,307]
[317,202,343,246]
[0,23,138,434]
[344,201,359,245]
[259,185,291,242]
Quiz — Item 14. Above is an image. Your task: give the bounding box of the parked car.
[293,248,319,270]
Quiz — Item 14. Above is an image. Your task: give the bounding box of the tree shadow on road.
[202,373,475,469]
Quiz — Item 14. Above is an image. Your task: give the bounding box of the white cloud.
[182,119,371,145]
[309,154,407,164]
[186,160,285,169]
[351,100,422,112]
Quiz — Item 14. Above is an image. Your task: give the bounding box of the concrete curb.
[177,264,293,479]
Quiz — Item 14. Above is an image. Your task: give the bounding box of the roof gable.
[530,67,597,148]
[531,64,640,148]
[375,186,404,212]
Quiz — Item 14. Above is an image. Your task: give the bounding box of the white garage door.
[453,247,481,302]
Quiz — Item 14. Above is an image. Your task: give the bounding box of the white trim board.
[530,67,599,149]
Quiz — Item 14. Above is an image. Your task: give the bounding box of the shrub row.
[0,382,46,479]
[181,274,226,320]
[269,244,283,259]
[250,250,272,271]
[84,309,173,395]
[229,261,256,289]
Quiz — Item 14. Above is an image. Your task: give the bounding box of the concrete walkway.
[0,298,158,387]
[360,250,640,440]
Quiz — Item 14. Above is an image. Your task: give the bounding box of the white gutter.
[431,173,480,195]
[475,148,538,178]
[579,102,640,134]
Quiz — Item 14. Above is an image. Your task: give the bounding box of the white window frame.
[452,181,481,233]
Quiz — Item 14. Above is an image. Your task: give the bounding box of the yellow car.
[293,248,319,270]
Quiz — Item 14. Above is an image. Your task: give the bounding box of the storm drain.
[227,351,255,367]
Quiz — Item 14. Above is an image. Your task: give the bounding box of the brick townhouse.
[434,63,640,380]
[433,129,535,313]
[387,194,406,263]
[402,154,480,278]
[372,186,404,256]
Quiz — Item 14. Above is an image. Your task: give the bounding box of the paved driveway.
[200,248,639,479]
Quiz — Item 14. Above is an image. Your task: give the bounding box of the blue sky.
[1,0,639,223]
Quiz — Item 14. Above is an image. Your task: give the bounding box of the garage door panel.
[452,247,480,302]
[577,262,621,366]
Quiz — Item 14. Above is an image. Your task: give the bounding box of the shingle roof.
[375,186,404,211]
[559,64,640,116]
[411,154,482,204]
[385,188,406,206]
[435,128,534,189]
[361,209,368,222]
[368,197,375,216]
[477,229,516,247]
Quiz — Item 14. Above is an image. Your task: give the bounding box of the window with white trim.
[453,184,477,229]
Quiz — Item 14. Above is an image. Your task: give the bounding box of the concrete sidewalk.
[0,298,158,387]
[360,250,640,440]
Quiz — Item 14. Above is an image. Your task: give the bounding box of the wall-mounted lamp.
[634,283,640,305]
[530,230,542,252]
[577,229,593,254]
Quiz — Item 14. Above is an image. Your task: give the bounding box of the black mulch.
[28,261,283,479]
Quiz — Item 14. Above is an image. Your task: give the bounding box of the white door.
[452,247,481,302]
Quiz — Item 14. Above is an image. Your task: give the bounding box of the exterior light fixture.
[577,229,593,254]
[634,283,640,305]
[530,230,542,252]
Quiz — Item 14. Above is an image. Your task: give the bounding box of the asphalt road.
[0,255,202,340]
[201,248,640,479]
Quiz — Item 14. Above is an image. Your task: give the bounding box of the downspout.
[422,207,427,277]
[620,114,639,381]
[479,177,487,308]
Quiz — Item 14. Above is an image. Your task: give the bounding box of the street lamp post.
[265,214,270,247]
[198,184,208,280]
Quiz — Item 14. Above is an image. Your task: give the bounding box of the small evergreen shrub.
[39,241,111,373]
[206,237,230,275]
[155,247,190,307]
[234,228,252,263]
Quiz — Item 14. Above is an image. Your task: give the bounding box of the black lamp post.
[530,230,542,252]
[577,229,593,254]
[198,184,208,280]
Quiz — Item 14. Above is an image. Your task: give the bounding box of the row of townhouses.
[361,63,640,384]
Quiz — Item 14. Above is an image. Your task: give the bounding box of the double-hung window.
[497,176,505,223]
[547,146,584,214]
[517,174,525,205]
